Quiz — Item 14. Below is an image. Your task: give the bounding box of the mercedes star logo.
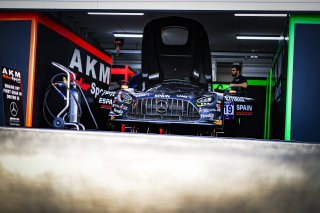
[156,100,168,114]
[10,102,18,117]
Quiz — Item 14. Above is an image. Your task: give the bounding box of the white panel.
[242,63,270,78]
[217,63,232,82]
[211,60,217,81]
[1,0,320,11]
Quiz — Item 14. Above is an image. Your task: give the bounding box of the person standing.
[224,64,247,137]
[229,64,247,96]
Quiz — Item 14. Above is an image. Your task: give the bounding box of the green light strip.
[285,17,296,141]
[264,72,270,139]
[293,15,320,24]
[212,80,266,89]
[267,70,272,139]
[212,83,229,90]
[247,79,267,86]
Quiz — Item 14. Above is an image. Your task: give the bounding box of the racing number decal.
[224,101,234,119]
[224,105,234,115]
[224,101,234,115]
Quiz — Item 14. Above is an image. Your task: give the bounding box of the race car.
[97,16,254,135]
[98,82,254,134]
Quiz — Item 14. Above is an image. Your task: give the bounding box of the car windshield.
[146,80,202,93]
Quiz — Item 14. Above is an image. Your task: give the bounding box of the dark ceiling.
[53,11,289,54]
[48,11,289,76]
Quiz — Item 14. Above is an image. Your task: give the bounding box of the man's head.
[231,65,241,77]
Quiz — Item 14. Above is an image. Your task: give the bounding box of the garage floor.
[0,127,319,212]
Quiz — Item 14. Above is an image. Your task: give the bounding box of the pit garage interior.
[1,1,320,212]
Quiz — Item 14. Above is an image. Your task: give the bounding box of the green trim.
[264,72,270,139]
[267,70,272,139]
[212,80,266,89]
[264,70,272,139]
[292,15,320,24]
[285,16,295,141]
[212,83,229,90]
[247,79,267,86]
[285,15,320,141]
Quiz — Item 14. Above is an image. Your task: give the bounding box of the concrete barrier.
[0,127,319,212]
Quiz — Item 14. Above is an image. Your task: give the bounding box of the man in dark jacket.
[230,64,247,87]
[225,64,248,137]
[229,64,247,96]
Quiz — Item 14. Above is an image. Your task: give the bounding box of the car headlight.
[117,90,133,104]
[196,96,214,106]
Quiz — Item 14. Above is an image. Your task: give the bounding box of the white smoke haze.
[0,128,320,212]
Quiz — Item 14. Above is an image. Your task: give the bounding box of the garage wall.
[0,13,113,129]
[0,20,31,126]
[1,0,320,11]
[288,19,320,143]
[34,22,112,129]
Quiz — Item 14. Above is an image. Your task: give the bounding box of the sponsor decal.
[69,48,111,84]
[99,98,113,105]
[76,77,91,91]
[2,67,21,83]
[134,93,148,98]
[103,91,117,96]
[236,104,253,111]
[216,103,221,110]
[236,111,253,115]
[155,94,170,98]
[224,96,245,102]
[201,108,218,113]
[1,66,24,126]
[235,104,253,116]
[90,82,112,98]
[100,104,112,109]
[156,100,168,114]
[200,114,215,119]
[176,94,188,99]
[10,102,18,116]
[2,84,23,100]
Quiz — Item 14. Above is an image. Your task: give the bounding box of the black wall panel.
[0,21,31,126]
[238,82,266,139]
[291,24,320,142]
[270,41,288,140]
[34,23,111,129]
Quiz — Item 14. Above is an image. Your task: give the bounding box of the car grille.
[127,98,200,121]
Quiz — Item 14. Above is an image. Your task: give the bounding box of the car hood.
[140,81,205,98]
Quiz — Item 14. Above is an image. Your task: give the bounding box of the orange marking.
[26,17,38,127]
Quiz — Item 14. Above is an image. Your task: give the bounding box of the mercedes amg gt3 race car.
[97,16,254,135]
[99,81,254,134]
